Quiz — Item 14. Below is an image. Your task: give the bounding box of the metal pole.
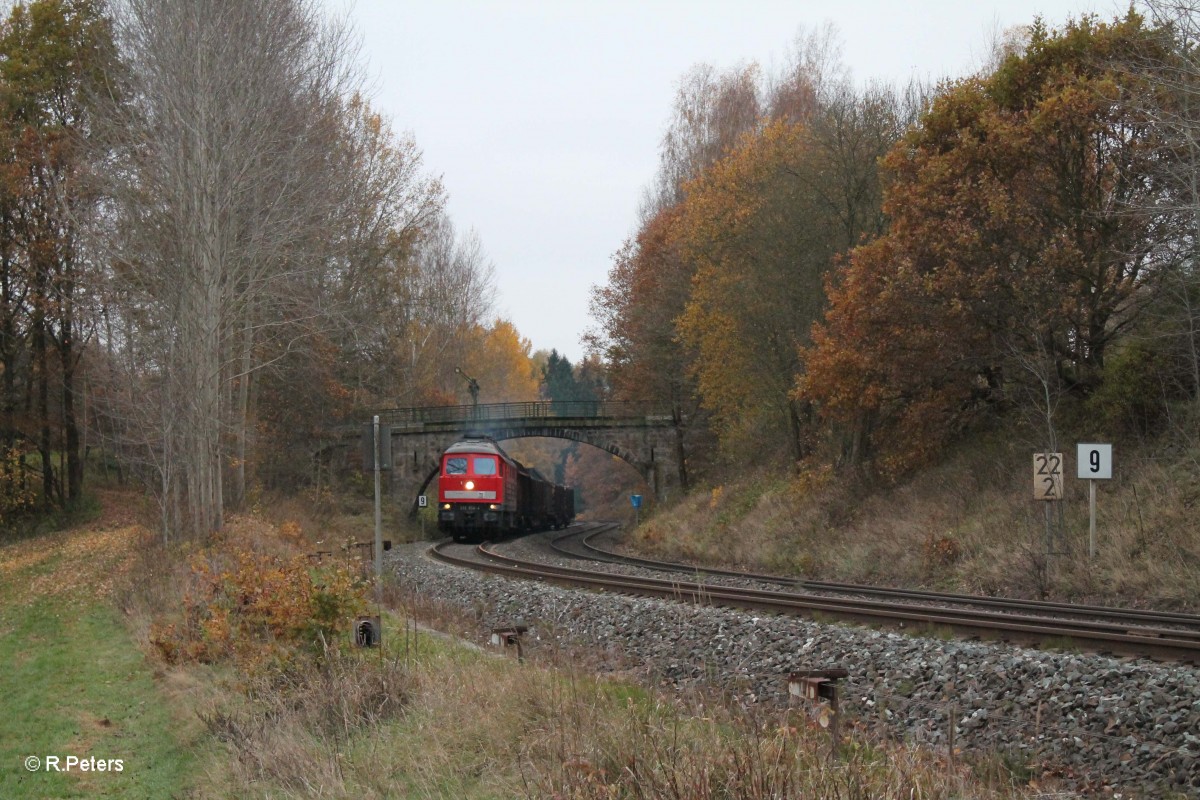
[373,415,382,598]
[829,686,840,761]
[1044,502,1053,554]
[1089,479,1097,558]
[948,702,956,778]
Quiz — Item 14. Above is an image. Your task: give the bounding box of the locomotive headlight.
[442,503,450,510]
[465,480,475,490]
[489,504,498,510]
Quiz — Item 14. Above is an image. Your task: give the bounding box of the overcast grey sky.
[335,0,1108,364]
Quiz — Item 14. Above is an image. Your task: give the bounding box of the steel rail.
[429,535,1200,663]
[561,528,1200,633]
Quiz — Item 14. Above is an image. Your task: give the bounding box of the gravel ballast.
[387,538,1200,797]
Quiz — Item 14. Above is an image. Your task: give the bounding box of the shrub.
[278,520,303,542]
[152,545,367,666]
[922,532,961,570]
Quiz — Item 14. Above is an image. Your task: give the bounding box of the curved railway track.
[429,523,1200,663]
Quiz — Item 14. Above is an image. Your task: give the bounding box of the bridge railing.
[371,400,669,427]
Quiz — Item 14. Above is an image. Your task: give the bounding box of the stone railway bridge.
[338,401,683,514]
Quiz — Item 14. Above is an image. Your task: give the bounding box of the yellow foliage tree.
[675,114,892,463]
[459,318,540,404]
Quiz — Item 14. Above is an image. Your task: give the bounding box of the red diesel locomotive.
[437,436,575,542]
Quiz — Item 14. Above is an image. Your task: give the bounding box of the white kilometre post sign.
[1077,443,1112,558]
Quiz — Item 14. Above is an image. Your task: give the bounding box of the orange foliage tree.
[590,206,690,405]
[590,45,901,480]
[0,0,113,507]
[803,13,1177,476]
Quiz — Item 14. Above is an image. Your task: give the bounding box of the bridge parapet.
[375,400,671,428]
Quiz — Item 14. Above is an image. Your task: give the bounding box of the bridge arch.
[480,426,645,471]
[340,401,683,514]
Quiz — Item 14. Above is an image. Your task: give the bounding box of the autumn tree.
[644,62,762,216]
[397,218,496,406]
[766,23,847,122]
[588,205,705,487]
[676,87,901,464]
[0,0,113,509]
[459,318,539,404]
[592,27,904,476]
[804,13,1177,475]
[592,62,756,484]
[0,0,520,533]
[283,95,444,411]
[162,91,495,494]
[1127,1,1200,417]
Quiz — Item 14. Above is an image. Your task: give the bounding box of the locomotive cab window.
[473,456,498,475]
[445,457,468,475]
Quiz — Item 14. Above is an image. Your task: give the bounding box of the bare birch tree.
[96,0,361,536]
[641,62,762,218]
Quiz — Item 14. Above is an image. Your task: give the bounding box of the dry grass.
[253,484,434,550]
[181,614,1029,799]
[106,498,1029,798]
[198,645,410,796]
[631,428,1200,609]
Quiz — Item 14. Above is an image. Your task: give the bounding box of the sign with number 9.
[1076,444,1112,480]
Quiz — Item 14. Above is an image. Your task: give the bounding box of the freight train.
[437,436,575,542]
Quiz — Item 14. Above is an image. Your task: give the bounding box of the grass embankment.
[631,427,1200,609]
[3,488,1035,798]
[0,493,200,799]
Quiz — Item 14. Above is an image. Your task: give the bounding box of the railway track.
[429,523,1200,663]
[554,525,1200,632]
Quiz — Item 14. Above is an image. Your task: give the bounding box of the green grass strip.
[0,573,195,798]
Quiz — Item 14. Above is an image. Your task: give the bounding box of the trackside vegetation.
[1,491,1040,798]
[139,511,1037,799]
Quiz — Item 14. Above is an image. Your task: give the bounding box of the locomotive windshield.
[473,456,498,475]
[445,457,467,474]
